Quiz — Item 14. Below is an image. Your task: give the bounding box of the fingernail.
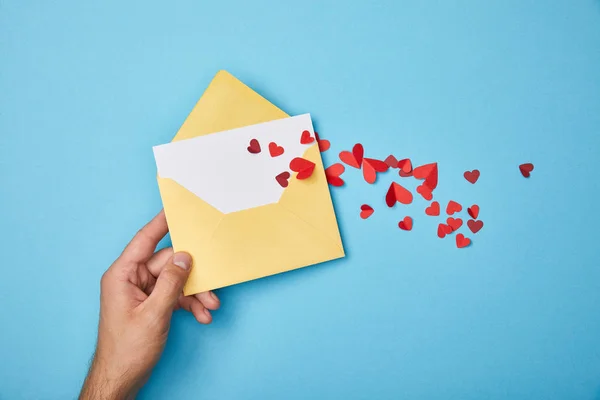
[210,291,219,302]
[173,252,191,270]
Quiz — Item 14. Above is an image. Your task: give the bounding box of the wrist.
[80,356,139,400]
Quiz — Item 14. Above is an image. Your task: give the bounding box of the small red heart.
[416,183,433,201]
[384,155,399,168]
[360,204,374,219]
[425,201,440,216]
[315,132,330,152]
[467,204,480,219]
[339,143,364,169]
[437,223,452,238]
[268,142,284,157]
[397,158,412,174]
[247,138,261,154]
[386,182,413,207]
[467,219,484,234]
[398,216,413,231]
[456,233,471,248]
[363,157,389,184]
[463,169,480,184]
[325,163,345,187]
[446,200,462,215]
[300,130,315,144]
[275,171,290,188]
[413,162,438,190]
[519,163,534,178]
[289,157,316,180]
[446,217,463,231]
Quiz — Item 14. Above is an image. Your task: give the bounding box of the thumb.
[147,252,192,315]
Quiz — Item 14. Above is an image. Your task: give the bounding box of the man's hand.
[80,211,219,400]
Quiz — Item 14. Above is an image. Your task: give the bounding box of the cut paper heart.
[467,204,480,219]
[275,171,290,188]
[446,200,462,215]
[315,133,330,152]
[463,169,480,184]
[268,142,284,157]
[289,157,316,180]
[384,155,399,168]
[339,143,364,169]
[300,130,315,144]
[425,201,440,216]
[519,163,534,178]
[416,184,433,201]
[386,182,413,207]
[397,158,412,174]
[446,217,463,232]
[247,138,261,154]
[325,163,345,187]
[437,223,452,238]
[398,216,413,231]
[467,219,484,234]
[360,204,374,219]
[456,233,471,248]
[399,169,413,178]
[413,162,438,190]
[363,158,389,184]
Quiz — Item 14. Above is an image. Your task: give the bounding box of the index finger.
[120,210,169,264]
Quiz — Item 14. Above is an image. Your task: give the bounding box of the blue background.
[1,1,600,399]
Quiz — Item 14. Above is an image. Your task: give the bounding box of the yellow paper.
[157,71,344,295]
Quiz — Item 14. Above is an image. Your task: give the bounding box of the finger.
[179,295,212,324]
[121,210,169,264]
[194,291,220,311]
[147,247,174,277]
[145,252,191,316]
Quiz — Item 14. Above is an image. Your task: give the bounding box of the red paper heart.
[384,155,399,168]
[360,204,374,219]
[463,169,480,184]
[275,171,290,188]
[416,183,433,201]
[437,223,452,238]
[446,217,463,231]
[399,169,413,178]
[467,204,480,219]
[456,233,471,248]
[386,182,413,207]
[268,142,284,157]
[397,158,412,174]
[398,216,413,231]
[467,219,484,234]
[446,200,462,215]
[289,157,316,180]
[413,162,438,190]
[300,130,315,144]
[363,158,389,184]
[425,201,440,216]
[519,163,534,177]
[339,143,364,169]
[325,163,345,187]
[247,138,261,154]
[315,132,330,152]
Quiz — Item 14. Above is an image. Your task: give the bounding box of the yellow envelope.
[155,71,344,295]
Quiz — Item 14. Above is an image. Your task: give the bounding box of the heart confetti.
[467,204,480,219]
[247,138,261,154]
[268,142,284,157]
[398,216,413,231]
[386,182,413,207]
[519,163,534,178]
[275,171,290,188]
[446,200,462,215]
[397,158,412,174]
[413,162,438,190]
[467,219,484,234]
[363,158,389,184]
[325,163,345,187]
[416,183,433,201]
[456,233,471,248]
[339,143,364,169]
[300,130,315,144]
[315,133,330,152]
[360,204,374,219]
[463,169,480,184]
[446,217,463,232]
[289,157,316,180]
[437,223,453,238]
[384,155,399,168]
[425,201,440,216]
